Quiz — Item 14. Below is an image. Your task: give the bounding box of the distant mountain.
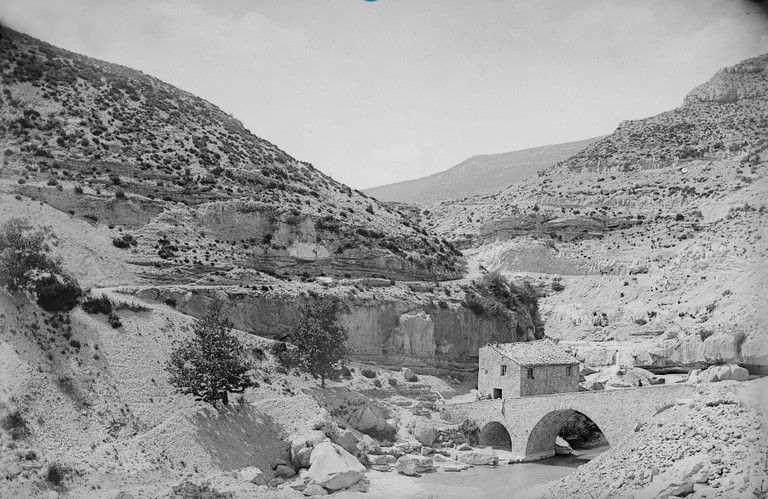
[363,137,603,204]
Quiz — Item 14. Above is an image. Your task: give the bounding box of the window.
[493,388,502,399]
[527,368,534,379]
[566,366,573,377]
[483,368,488,375]
[500,365,507,376]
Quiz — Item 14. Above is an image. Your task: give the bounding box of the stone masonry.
[441,383,699,461]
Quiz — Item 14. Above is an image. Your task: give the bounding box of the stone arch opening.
[479,421,511,450]
[525,409,608,460]
[558,411,608,450]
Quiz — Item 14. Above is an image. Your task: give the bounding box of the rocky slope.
[425,53,768,371]
[0,27,464,282]
[537,378,768,499]
[363,136,603,205]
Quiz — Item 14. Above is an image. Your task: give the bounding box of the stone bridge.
[440,384,699,461]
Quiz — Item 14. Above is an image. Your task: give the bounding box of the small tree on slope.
[166,302,253,405]
[292,299,349,388]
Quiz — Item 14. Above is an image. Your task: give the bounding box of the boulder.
[357,435,381,455]
[303,484,327,496]
[413,422,436,447]
[367,454,396,465]
[729,364,749,381]
[635,455,708,499]
[268,477,284,488]
[275,464,296,479]
[687,369,702,383]
[237,466,266,485]
[555,437,572,456]
[347,405,386,433]
[420,446,433,456]
[623,367,660,387]
[575,346,617,367]
[701,365,731,383]
[307,442,366,491]
[456,443,472,451]
[395,455,435,476]
[332,428,359,454]
[291,430,328,469]
[582,379,605,391]
[402,367,418,382]
[453,447,498,466]
[580,364,599,376]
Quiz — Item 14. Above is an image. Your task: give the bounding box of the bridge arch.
[479,421,511,450]
[525,409,609,460]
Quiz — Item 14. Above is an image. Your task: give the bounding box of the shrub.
[45,462,69,487]
[551,281,565,292]
[114,190,126,199]
[82,295,113,315]
[1,409,31,440]
[459,419,479,445]
[33,272,82,312]
[166,302,253,405]
[107,312,122,328]
[361,369,377,379]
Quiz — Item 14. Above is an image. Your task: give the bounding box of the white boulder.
[307,442,366,491]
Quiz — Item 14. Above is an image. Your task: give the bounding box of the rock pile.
[541,385,768,498]
[688,364,750,383]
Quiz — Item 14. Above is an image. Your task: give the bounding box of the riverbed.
[349,446,608,499]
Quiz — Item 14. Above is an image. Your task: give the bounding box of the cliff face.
[129,283,529,370]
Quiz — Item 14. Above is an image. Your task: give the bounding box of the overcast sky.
[3,1,767,189]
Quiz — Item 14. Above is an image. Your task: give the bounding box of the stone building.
[478,339,579,399]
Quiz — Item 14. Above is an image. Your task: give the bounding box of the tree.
[291,299,349,388]
[0,218,81,311]
[166,302,253,405]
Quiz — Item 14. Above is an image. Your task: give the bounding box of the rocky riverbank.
[533,377,768,499]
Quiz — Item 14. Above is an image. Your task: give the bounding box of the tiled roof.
[488,339,578,366]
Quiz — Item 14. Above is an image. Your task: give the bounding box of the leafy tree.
[166,302,253,405]
[0,218,81,311]
[291,299,349,388]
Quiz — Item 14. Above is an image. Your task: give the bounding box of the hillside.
[0,27,464,283]
[426,52,768,371]
[363,136,603,204]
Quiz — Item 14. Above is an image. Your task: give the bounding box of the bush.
[82,295,113,315]
[166,302,253,405]
[45,462,69,487]
[1,409,31,440]
[34,272,82,312]
[699,329,714,341]
[361,369,377,379]
[0,218,81,311]
[551,281,565,292]
[459,419,479,445]
[107,312,122,328]
[112,234,137,249]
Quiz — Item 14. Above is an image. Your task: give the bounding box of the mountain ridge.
[364,136,604,204]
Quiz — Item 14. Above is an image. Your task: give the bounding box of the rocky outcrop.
[635,455,708,499]
[131,285,522,369]
[385,311,435,356]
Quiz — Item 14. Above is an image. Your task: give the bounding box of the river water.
[362,446,608,499]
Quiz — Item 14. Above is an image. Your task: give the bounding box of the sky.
[2,1,767,189]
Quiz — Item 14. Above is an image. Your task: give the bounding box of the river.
[359,446,608,499]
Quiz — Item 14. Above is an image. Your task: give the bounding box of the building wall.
[519,364,579,397]
[478,346,521,398]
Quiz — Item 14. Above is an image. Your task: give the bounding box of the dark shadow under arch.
[479,421,511,450]
[525,409,608,459]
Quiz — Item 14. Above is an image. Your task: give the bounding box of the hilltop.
[426,52,768,371]
[0,27,464,283]
[363,137,603,205]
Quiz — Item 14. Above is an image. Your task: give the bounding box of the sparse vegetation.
[1,409,31,440]
[0,218,82,311]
